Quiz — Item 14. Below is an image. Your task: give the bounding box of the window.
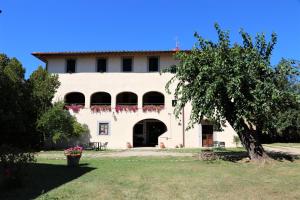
[148,57,159,72]
[66,59,76,73]
[172,100,177,107]
[122,57,133,72]
[97,58,107,72]
[98,122,110,135]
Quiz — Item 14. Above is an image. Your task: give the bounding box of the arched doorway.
[133,119,167,147]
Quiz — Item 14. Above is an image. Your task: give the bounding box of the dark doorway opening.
[202,125,213,147]
[133,119,167,147]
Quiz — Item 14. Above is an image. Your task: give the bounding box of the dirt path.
[37,149,194,159]
[264,145,300,156]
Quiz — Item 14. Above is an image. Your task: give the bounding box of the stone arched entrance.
[133,119,167,147]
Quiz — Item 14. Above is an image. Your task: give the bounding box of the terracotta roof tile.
[32,50,190,62]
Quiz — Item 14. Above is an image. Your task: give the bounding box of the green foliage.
[28,66,60,117]
[0,53,60,148]
[164,24,300,159]
[233,136,240,147]
[37,102,88,143]
[0,145,36,189]
[0,54,30,147]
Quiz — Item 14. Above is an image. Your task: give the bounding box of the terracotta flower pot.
[126,142,132,149]
[67,155,81,167]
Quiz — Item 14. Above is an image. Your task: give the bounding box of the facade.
[32,50,238,148]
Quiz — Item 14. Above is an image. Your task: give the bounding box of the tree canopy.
[37,101,88,144]
[0,54,64,148]
[165,24,300,160]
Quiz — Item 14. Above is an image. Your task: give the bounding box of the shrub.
[37,101,89,144]
[233,135,241,147]
[198,149,218,161]
[0,145,36,189]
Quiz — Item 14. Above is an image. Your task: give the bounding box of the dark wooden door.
[202,125,213,147]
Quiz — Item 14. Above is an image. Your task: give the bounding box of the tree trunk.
[235,119,269,161]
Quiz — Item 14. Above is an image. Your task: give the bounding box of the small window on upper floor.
[66,59,76,73]
[148,57,159,72]
[97,58,107,72]
[122,57,133,72]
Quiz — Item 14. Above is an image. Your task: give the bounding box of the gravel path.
[264,145,300,156]
[37,149,194,159]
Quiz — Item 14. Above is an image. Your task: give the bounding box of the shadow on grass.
[0,162,95,200]
[214,150,299,162]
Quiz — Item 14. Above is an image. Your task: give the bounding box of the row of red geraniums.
[64,146,83,167]
[142,105,164,113]
[115,105,138,113]
[91,105,112,112]
[65,104,84,113]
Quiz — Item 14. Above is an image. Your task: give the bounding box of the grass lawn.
[264,143,300,149]
[1,155,300,200]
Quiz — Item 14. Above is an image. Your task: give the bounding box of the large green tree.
[28,66,60,118]
[0,54,30,147]
[27,66,60,146]
[0,54,60,148]
[165,24,300,161]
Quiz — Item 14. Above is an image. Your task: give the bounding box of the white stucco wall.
[47,54,237,148]
[47,55,176,73]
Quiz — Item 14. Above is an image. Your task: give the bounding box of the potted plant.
[159,142,165,149]
[126,142,132,149]
[64,146,83,167]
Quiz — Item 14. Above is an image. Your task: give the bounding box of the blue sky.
[1,0,300,78]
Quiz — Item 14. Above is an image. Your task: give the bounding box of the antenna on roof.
[173,36,180,51]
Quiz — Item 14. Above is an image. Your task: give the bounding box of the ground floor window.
[98,122,110,135]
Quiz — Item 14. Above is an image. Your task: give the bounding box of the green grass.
[264,143,300,149]
[1,155,300,200]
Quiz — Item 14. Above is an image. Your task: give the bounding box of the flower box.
[65,104,84,113]
[115,105,138,113]
[142,105,164,113]
[91,105,112,112]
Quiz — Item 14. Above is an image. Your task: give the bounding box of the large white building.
[32,50,238,148]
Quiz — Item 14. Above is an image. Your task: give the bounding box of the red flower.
[91,105,111,112]
[64,146,83,156]
[142,105,164,113]
[115,105,138,113]
[65,104,84,113]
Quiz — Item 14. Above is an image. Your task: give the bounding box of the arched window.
[90,92,111,106]
[143,92,164,106]
[116,92,138,106]
[64,92,85,106]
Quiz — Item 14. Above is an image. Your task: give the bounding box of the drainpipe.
[182,106,185,147]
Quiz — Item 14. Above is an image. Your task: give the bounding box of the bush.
[0,145,36,189]
[198,149,218,161]
[37,101,88,145]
